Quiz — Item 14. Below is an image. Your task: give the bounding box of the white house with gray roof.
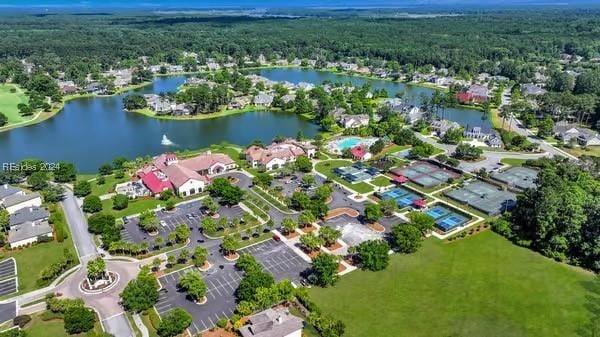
[8,220,53,248]
[9,207,49,228]
[239,308,303,337]
[0,185,23,203]
[2,192,42,214]
[254,93,274,107]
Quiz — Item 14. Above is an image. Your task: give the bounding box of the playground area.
[445,181,517,216]
[491,166,539,190]
[391,161,460,188]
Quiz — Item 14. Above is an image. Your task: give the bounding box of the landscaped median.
[251,186,293,213]
[314,160,374,194]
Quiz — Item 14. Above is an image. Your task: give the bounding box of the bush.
[82,195,102,213]
[63,307,96,334]
[112,194,129,210]
[13,315,31,328]
[216,318,228,328]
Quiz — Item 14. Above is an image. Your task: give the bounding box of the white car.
[160,220,167,227]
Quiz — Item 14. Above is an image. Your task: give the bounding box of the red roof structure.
[456,92,472,104]
[139,171,172,194]
[351,145,368,159]
[392,175,408,184]
[412,198,427,209]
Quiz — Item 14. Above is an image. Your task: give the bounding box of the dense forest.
[1,10,600,80]
[494,157,600,272]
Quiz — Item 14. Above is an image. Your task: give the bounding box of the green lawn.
[500,158,528,167]
[0,84,29,124]
[308,231,596,337]
[369,175,392,187]
[0,206,77,294]
[89,174,129,196]
[315,160,373,194]
[101,197,165,217]
[24,311,103,337]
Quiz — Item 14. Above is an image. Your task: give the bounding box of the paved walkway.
[133,313,150,337]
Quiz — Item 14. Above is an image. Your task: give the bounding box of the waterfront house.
[338,114,370,129]
[430,120,461,137]
[457,85,489,104]
[137,152,236,197]
[254,93,274,107]
[464,125,494,140]
[246,139,316,171]
[486,134,504,148]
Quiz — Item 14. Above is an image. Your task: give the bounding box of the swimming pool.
[326,136,379,153]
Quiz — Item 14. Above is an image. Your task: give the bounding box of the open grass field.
[563,145,600,158]
[315,160,373,194]
[369,175,392,187]
[0,84,29,124]
[89,174,130,196]
[308,231,597,337]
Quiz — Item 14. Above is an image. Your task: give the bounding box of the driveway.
[61,189,98,259]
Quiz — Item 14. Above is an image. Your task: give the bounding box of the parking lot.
[121,200,246,244]
[240,239,310,284]
[156,265,242,336]
[154,238,311,334]
[0,259,17,296]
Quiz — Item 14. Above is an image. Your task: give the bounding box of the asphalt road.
[61,189,98,259]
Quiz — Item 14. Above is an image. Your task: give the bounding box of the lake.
[0,76,319,173]
[0,68,487,173]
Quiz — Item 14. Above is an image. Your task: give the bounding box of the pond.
[0,76,319,173]
[0,68,488,173]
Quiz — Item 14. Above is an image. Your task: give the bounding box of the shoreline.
[127,104,277,121]
[0,65,480,133]
[0,81,153,134]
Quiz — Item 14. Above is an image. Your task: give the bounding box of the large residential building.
[457,84,489,103]
[246,139,316,171]
[135,152,237,197]
[0,185,24,204]
[430,120,461,137]
[7,206,52,248]
[554,121,600,146]
[1,192,43,214]
[338,114,370,129]
[239,308,303,337]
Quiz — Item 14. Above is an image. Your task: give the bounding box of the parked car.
[160,220,167,227]
[122,216,129,224]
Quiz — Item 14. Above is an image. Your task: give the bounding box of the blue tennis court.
[426,206,450,219]
[436,214,468,232]
[378,187,423,208]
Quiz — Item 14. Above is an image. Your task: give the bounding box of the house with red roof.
[350,145,371,161]
[246,139,316,171]
[135,151,237,198]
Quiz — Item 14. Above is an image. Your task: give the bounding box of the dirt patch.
[228,177,240,185]
[324,196,333,204]
[326,241,342,251]
[337,263,347,273]
[300,225,316,233]
[325,208,359,220]
[224,252,240,261]
[367,222,385,233]
[202,328,237,337]
[285,231,299,239]
[307,250,320,259]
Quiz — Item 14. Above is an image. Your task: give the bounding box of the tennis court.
[445,181,517,216]
[426,204,470,232]
[378,187,424,208]
[391,162,459,188]
[491,167,538,190]
[334,165,379,183]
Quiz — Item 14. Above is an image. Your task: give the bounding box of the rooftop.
[8,220,53,244]
[239,308,303,337]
